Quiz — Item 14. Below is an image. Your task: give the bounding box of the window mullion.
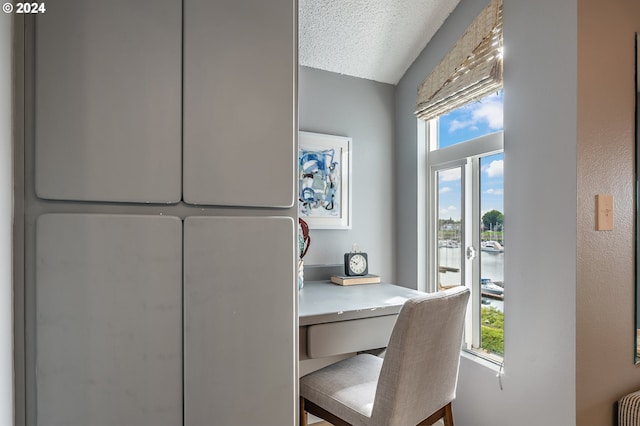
[426,157,438,294]
[466,157,481,349]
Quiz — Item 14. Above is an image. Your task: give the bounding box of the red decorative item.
[299,218,311,259]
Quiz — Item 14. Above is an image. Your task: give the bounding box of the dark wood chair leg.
[443,402,454,426]
[417,402,454,426]
[303,397,352,426]
[300,396,308,426]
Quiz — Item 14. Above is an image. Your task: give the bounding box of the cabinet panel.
[34,0,182,203]
[184,216,296,425]
[183,0,296,207]
[35,214,182,426]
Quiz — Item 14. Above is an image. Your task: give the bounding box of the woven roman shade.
[415,0,503,121]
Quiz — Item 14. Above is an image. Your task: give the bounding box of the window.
[427,90,504,362]
[414,0,503,363]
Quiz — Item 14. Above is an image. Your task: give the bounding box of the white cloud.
[449,120,466,133]
[438,168,461,182]
[440,205,458,215]
[440,205,460,220]
[447,92,503,133]
[483,159,503,178]
[448,119,481,133]
[471,99,503,130]
[449,119,468,133]
[439,186,452,194]
[485,188,504,195]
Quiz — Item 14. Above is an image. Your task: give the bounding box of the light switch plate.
[596,194,614,231]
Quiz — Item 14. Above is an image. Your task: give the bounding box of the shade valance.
[415,0,503,121]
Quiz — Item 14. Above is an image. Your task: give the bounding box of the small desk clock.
[344,251,368,276]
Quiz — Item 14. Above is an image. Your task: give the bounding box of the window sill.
[461,349,502,373]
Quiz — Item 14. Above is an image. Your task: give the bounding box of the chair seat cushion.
[300,354,383,425]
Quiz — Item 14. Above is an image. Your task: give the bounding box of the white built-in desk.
[298,280,425,376]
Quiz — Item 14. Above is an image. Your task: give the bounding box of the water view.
[439,246,504,312]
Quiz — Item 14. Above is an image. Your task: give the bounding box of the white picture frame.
[298,131,352,229]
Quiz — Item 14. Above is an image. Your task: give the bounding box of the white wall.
[299,67,396,281]
[394,0,577,424]
[0,11,14,426]
[394,0,489,291]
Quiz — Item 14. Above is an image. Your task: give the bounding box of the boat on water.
[481,240,504,253]
[481,277,504,296]
[438,240,460,248]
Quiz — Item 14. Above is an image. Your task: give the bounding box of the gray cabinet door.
[34,0,182,203]
[183,0,296,208]
[184,217,296,426]
[35,214,183,426]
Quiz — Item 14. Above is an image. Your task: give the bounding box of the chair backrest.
[370,286,470,426]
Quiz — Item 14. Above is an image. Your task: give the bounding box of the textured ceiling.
[299,0,461,85]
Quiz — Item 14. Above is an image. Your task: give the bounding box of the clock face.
[349,254,367,275]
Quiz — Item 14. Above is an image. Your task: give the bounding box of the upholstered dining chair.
[299,286,470,426]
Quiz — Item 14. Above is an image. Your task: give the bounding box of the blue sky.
[439,90,503,148]
[437,91,504,222]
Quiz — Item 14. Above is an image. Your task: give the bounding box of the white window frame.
[421,118,504,362]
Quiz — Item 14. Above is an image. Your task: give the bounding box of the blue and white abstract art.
[298,132,351,229]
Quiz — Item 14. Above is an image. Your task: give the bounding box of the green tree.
[482,209,503,230]
[481,306,504,355]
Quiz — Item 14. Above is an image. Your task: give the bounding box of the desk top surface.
[298,280,425,326]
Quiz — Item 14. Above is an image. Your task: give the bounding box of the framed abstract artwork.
[298,131,352,229]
